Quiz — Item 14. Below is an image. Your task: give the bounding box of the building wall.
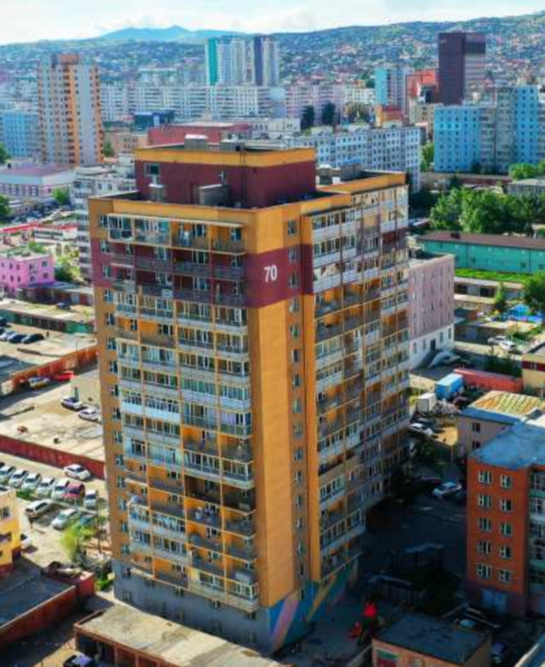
[0,110,39,159]
[522,353,545,396]
[372,637,491,667]
[408,254,454,342]
[0,486,20,574]
[409,324,454,370]
[0,253,54,294]
[457,415,511,457]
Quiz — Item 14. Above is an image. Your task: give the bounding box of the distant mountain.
[101,25,245,42]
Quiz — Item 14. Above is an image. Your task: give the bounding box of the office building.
[408,252,454,370]
[374,66,414,116]
[89,141,410,653]
[438,32,486,105]
[466,412,545,616]
[72,157,135,281]
[38,54,103,166]
[0,110,39,160]
[287,126,422,190]
[0,485,21,575]
[206,36,280,87]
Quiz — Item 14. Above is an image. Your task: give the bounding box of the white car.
[488,336,508,346]
[78,408,101,423]
[83,489,99,510]
[408,423,435,438]
[51,478,72,500]
[0,464,15,483]
[432,482,462,499]
[36,477,56,498]
[25,499,53,520]
[21,472,42,492]
[499,340,518,354]
[63,464,91,481]
[51,508,79,530]
[9,469,28,488]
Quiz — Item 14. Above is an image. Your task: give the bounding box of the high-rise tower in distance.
[90,140,410,653]
[438,32,486,105]
[206,36,280,86]
[38,54,103,166]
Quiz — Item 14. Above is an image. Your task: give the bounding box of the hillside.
[101,26,244,42]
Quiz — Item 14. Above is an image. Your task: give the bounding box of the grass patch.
[455,268,530,286]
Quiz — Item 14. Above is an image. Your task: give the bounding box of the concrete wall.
[372,636,491,667]
[408,255,455,342]
[457,414,511,457]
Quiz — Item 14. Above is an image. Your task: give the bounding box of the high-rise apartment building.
[0,109,40,159]
[438,32,486,105]
[206,36,280,87]
[89,141,410,652]
[38,54,103,166]
[374,67,414,116]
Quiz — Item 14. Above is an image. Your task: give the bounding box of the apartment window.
[107,337,116,351]
[478,470,492,485]
[289,272,299,288]
[115,454,124,467]
[294,470,303,484]
[498,570,513,585]
[479,517,492,532]
[290,325,300,339]
[292,374,301,388]
[116,476,126,489]
[289,298,300,313]
[295,494,304,508]
[288,246,299,262]
[293,398,303,414]
[472,441,481,451]
[478,494,492,509]
[500,522,513,538]
[499,545,512,560]
[121,590,133,603]
[476,564,492,580]
[477,541,491,555]
[292,349,301,363]
[246,611,257,621]
[293,423,303,438]
[287,220,297,236]
[500,475,513,489]
[472,422,481,433]
[500,499,513,512]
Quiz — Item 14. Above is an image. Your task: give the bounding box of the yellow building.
[89,141,410,653]
[0,485,21,575]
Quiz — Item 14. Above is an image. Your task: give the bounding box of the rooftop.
[0,165,73,178]
[0,299,94,326]
[376,613,488,665]
[461,391,543,427]
[423,231,545,251]
[471,412,545,469]
[76,605,280,666]
[526,341,545,357]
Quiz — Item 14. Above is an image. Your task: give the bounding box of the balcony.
[191,554,224,577]
[150,501,185,520]
[174,261,211,278]
[187,508,222,529]
[225,518,256,537]
[135,257,172,271]
[174,235,209,250]
[140,334,176,350]
[189,533,223,555]
[212,239,245,254]
[149,477,184,495]
[225,542,257,562]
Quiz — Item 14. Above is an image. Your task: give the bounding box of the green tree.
[409,188,439,215]
[494,283,508,315]
[53,188,71,207]
[55,256,78,283]
[0,195,10,223]
[421,143,434,172]
[509,163,539,181]
[430,188,465,231]
[321,101,337,127]
[301,105,315,131]
[0,143,9,165]
[525,272,545,321]
[103,141,115,158]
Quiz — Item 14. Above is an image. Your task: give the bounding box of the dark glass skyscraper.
[438,32,486,105]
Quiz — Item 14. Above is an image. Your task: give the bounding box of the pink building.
[0,249,55,295]
[408,252,455,369]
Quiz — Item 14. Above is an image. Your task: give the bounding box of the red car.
[54,371,75,382]
[65,482,86,501]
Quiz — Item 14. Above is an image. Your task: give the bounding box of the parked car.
[458,618,478,630]
[21,472,42,492]
[78,407,100,423]
[417,475,442,491]
[63,464,91,481]
[83,489,99,510]
[432,482,463,499]
[63,654,96,667]
[0,330,19,342]
[488,336,509,346]
[36,476,56,498]
[9,469,28,488]
[61,396,84,411]
[492,643,508,664]
[51,508,79,530]
[7,333,26,344]
[65,482,86,501]
[25,499,53,520]
[28,376,51,390]
[0,464,16,483]
[499,340,518,354]
[54,371,75,382]
[56,302,71,310]
[408,423,435,438]
[22,333,45,344]
[51,478,72,500]
[78,514,97,530]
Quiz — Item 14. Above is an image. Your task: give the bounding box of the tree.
[509,163,539,181]
[525,272,545,322]
[301,105,315,131]
[0,195,10,223]
[55,256,79,283]
[421,143,434,172]
[321,101,337,127]
[0,143,9,165]
[53,188,71,207]
[494,283,508,315]
[103,141,115,158]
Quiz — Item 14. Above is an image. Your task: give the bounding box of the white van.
[25,499,52,519]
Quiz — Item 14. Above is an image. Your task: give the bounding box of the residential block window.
[477,541,491,555]
[479,517,492,532]
[500,523,513,538]
[500,475,513,489]
[499,545,512,560]
[498,570,513,584]
[478,494,492,509]
[477,564,492,580]
[287,220,297,236]
[472,422,481,433]
[478,470,492,485]
[500,499,513,512]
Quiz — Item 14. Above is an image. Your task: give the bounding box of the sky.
[1,0,545,44]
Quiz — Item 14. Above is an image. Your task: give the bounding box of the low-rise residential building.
[457,391,543,456]
[466,412,545,616]
[372,613,490,667]
[0,247,54,296]
[408,253,455,369]
[422,231,545,274]
[0,486,20,576]
[522,342,545,397]
[508,179,545,198]
[0,165,74,202]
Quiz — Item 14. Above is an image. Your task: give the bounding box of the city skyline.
[0,1,544,44]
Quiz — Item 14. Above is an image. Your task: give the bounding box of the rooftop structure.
[0,165,74,202]
[373,612,489,666]
[75,606,280,667]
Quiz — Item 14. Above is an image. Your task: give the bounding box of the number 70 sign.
[264,265,278,282]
